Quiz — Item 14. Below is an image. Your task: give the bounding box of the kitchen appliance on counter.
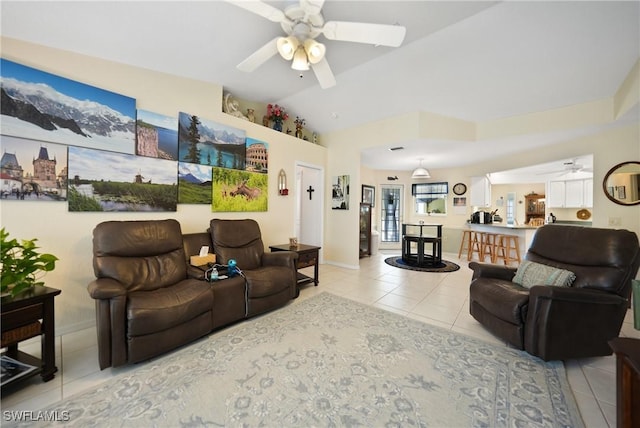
[470,211,493,224]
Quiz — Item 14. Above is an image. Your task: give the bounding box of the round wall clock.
[453,183,467,195]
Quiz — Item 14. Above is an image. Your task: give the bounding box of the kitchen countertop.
[466,223,539,230]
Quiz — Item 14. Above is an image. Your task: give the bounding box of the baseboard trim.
[324,260,359,270]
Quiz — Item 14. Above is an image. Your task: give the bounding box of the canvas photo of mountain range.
[178,162,212,204]
[0,58,136,154]
[177,112,246,170]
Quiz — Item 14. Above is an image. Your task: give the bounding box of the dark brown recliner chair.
[209,219,299,316]
[469,225,640,361]
[88,219,214,369]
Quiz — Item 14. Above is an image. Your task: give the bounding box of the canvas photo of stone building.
[0,135,68,201]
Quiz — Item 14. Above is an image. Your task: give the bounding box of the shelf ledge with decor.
[222,91,320,144]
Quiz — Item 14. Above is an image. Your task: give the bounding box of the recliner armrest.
[187,265,207,280]
[87,278,127,299]
[262,251,298,268]
[529,284,626,305]
[468,262,517,281]
[525,285,628,360]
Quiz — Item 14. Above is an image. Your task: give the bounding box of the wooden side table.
[1,286,61,392]
[609,337,640,428]
[269,243,321,286]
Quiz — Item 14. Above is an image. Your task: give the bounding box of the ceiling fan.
[542,159,593,176]
[225,0,407,89]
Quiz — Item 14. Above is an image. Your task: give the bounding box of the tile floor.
[2,250,638,427]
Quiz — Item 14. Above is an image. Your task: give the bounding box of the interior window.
[412,182,448,215]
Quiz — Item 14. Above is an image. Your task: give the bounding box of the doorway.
[295,162,324,254]
[380,184,403,247]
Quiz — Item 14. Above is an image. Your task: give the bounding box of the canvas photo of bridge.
[212,167,267,212]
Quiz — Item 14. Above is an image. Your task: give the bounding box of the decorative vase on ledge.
[273,121,283,132]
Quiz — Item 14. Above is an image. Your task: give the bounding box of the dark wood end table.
[269,243,321,286]
[1,286,61,392]
[609,337,640,428]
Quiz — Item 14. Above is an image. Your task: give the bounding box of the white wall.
[0,37,327,334]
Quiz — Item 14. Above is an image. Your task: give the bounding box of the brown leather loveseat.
[469,225,640,361]
[88,218,298,369]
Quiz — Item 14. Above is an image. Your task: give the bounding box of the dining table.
[401,223,443,267]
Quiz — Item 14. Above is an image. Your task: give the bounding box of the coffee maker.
[470,211,493,224]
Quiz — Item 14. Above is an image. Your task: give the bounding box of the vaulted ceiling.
[1,1,638,173]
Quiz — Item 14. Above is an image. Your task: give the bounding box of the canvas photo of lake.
[68,146,178,212]
[177,112,246,170]
[136,110,178,160]
[1,58,136,154]
[178,162,212,204]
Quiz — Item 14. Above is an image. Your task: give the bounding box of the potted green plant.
[1,228,58,297]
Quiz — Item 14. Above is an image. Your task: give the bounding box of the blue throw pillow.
[512,260,576,289]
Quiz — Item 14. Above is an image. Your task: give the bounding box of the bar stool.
[494,234,521,266]
[458,230,482,261]
[480,232,498,262]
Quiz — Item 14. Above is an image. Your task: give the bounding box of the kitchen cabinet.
[525,193,545,224]
[548,179,593,208]
[548,181,565,208]
[470,176,491,207]
[565,180,584,207]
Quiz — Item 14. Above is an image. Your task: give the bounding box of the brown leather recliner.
[88,219,214,369]
[469,225,640,361]
[209,219,299,317]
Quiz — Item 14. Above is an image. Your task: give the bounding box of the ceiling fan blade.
[322,21,406,47]
[237,37,279,72]
[301,0,325,16]
[224,0,285,23]
[311,58,336,89]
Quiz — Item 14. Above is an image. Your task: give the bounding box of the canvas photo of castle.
[0,135,68,201]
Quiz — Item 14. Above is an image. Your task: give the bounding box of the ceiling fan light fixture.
[304,39,325,64]
[291,45,310,71]
[277,36,299,60]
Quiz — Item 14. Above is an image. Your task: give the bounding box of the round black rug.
[384,256,460,273]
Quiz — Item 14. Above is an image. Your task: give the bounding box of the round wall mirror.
[603,161,640,206]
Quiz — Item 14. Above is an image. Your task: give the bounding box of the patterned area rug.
[385,255,461,272]
[16,293,583,427]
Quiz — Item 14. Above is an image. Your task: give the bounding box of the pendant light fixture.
[411,159,431,179]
